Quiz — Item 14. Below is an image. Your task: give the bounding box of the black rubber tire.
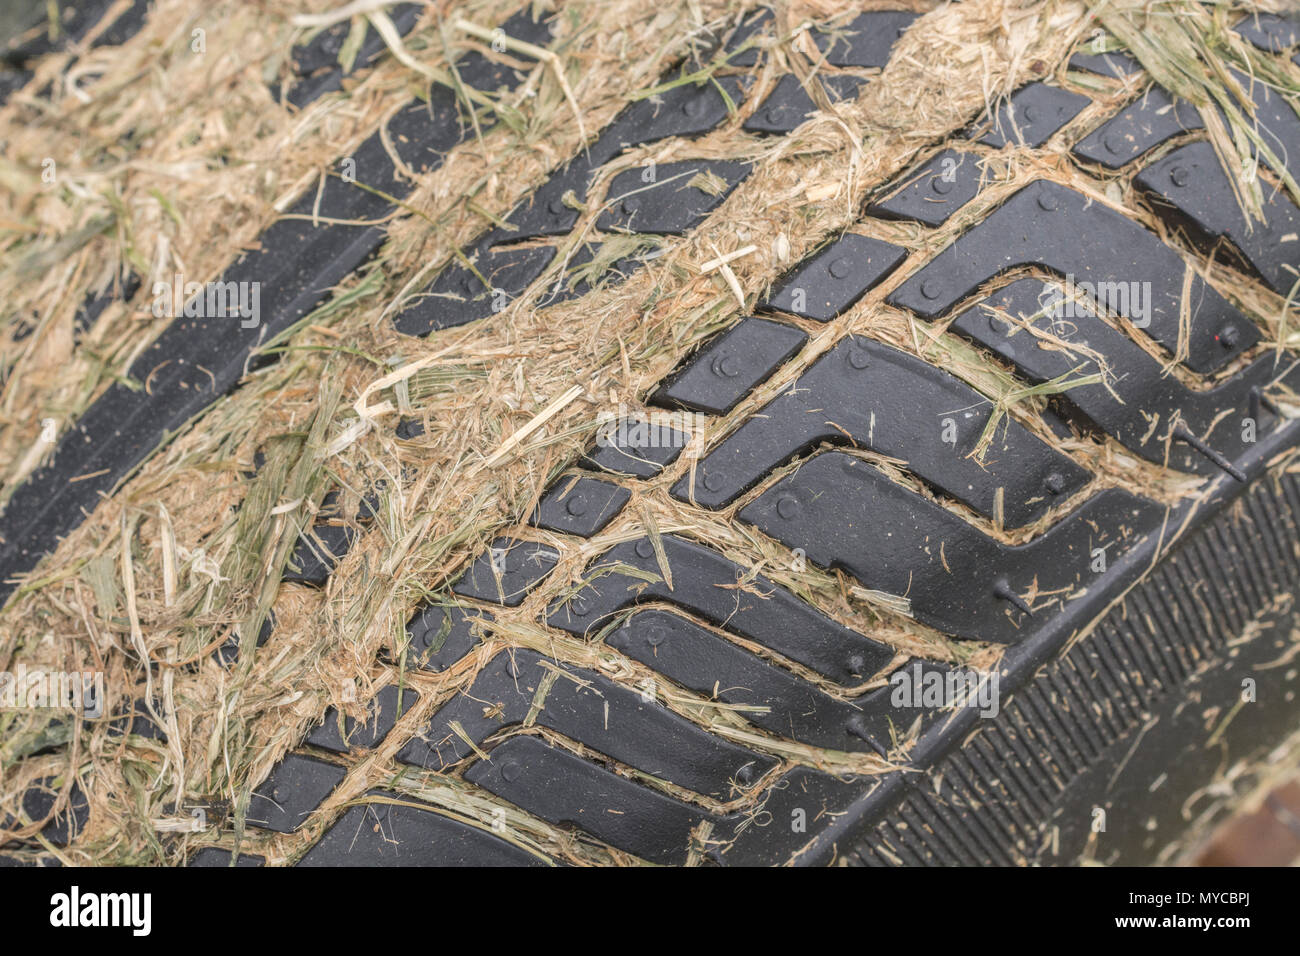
[5,3,1300,869]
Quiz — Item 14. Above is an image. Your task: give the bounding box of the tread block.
[534,241,646,307]
[971,83,1090,148]
[298,791,545,866]
[404,604,492,672]
[1237,69,1300,182]
[1068,44,1142,79]
[247,753,346,833]
[581,416,690,477]
[587,76,749,169]
[306,684,419,754]
[273,3,421,108]
[812,11,919,67]
[486,58,749,248]
[440,85,756,314]
[546,534,894,684]
[1234,12,1300,53]
[278,127,413,225]
[31,273,141,344]
[450,538,560,607]
[607,608,903,750]
[385,88,486,175]
[1135,140,1300,295]
[717,8,774,68]
[650,316,807,415]
[107,698,167,742]
[455,9,563,88]
[887,179,1260,375]
[284,524,356,586]
[950,277,1293,473]
[20,778,89,846]
[742,73,867,134]
[762,234,907,321]
[1077,72,1300,181]
[465,735,713,864]
[49,1,132,48]
[282,490,374,587]
[215,614,275,668]
[394,244,557,335]
[396,648,773,797]
[596,160,751,235]
[395,416,425,440]
[738,451,1161,644]
[493,161,589,240]
[670,335,1089,528]
[187,848,265,867]
[1072,86,1203,169]
[530,475,631,537]
[713,766,861,865]
[867,148,986,227]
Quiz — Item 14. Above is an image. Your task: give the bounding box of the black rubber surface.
[670,335,1091,524]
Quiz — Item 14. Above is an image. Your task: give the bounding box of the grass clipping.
[1093,0,1300,217]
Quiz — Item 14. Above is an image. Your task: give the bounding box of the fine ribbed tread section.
[849,471,1300,866]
